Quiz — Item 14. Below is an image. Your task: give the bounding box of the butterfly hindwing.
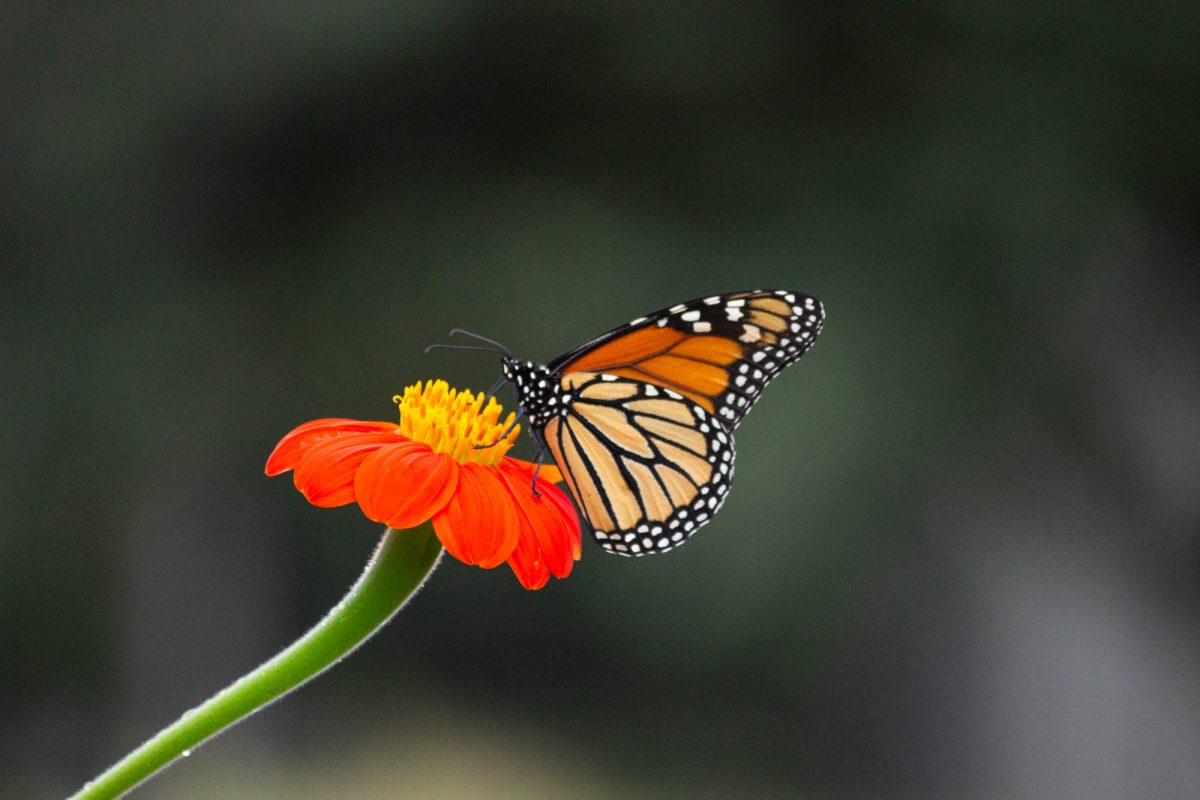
[540,372,735,556]
[548,289,824,429]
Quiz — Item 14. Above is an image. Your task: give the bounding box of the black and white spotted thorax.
[501,357,564,428]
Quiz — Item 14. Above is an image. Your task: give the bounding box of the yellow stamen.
[394,380,520,466]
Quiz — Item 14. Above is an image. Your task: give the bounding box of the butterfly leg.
[473,407,525,449]
[480,375,507,409]
[529,447,546,498]
[527,429,550,498]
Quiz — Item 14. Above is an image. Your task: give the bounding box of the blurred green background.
[3,2,1198,798]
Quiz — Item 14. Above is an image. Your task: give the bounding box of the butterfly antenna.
[423,343,502,355]
[448,328,512,355]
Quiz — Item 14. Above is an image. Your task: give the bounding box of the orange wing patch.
[669,335,743,364]
[566,326,685,373]
[637,356,729,397]
[561,330,747,410]
[748,296,793,317]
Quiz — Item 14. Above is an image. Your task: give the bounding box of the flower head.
[266,380,581,589]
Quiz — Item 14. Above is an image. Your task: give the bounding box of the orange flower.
[266,380,581,590]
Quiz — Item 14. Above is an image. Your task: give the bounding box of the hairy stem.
[71,526,442,799]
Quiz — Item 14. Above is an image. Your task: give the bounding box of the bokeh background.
[3,3,1198,798]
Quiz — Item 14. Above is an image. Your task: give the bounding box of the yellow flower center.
[394,380,520,466]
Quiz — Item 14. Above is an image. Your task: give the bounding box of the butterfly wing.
[547,289,824,429]
[541,372,734,556]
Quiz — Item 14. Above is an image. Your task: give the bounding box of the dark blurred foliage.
[2,2,1198,798]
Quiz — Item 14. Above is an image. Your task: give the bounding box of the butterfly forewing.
[541,372,735,556]
[549,289,824,429]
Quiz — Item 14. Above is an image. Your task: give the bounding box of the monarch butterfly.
[437,290,824,556]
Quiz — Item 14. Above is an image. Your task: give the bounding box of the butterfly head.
[500,355,521,383]
[501,356,560,427]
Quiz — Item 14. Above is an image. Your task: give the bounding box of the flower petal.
[432,463,520,569]
[498,460,582,585]
[504,458,564,485]
[292,431,409,507]
[505,521,551,590]
[266,418,398,476]
[354,441,459,530]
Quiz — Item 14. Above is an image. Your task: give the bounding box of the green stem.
[71,526,443,800]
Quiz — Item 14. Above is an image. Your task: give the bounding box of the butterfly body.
[500,358,561,427]
[503,289,824,557]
